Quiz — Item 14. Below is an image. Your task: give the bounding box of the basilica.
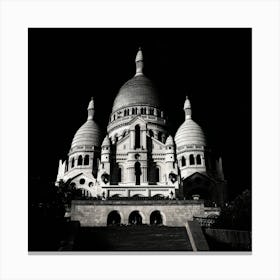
[56,48,227,207]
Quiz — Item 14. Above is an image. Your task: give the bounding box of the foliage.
[213,189,251,231]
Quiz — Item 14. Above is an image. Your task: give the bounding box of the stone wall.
[71,200,204,227]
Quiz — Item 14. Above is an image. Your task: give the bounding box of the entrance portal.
[150,210,163,225]
[128,211,142,225]
[107,210,121,226]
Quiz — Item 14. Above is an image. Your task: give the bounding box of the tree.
[213,189,251,231]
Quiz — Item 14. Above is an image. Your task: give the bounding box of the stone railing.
[193,216,218,228]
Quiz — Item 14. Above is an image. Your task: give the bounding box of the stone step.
[72,225,193,251]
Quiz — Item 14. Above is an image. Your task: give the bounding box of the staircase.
[73,225,193,251]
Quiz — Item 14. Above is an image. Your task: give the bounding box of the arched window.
[143,108,146,114]
[132,108,135,114]
[156,167,160,182]
[135,161,141,185]
[78,155,83,166]
[124,110,126,116]
[118,167,122,183]
[71,158,75,168]
[150,108,154,115]
[189,154,195,165]
[181,156,186,167]
[141,107,144,114]
[196,154,202,165]
[135,124,140,149]
[158,132,162,142]
[84,155,89,165]
[135,107,138,114]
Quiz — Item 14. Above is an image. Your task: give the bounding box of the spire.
[87,97,95,120]
[135,47,144,76]
[184,96,192,120]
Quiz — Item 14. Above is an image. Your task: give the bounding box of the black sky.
[28,28,251,199]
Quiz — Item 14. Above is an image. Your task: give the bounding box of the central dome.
[112,75,160,113]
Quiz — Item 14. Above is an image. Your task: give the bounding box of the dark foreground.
[72,225,192,251]
[29,219,251,252]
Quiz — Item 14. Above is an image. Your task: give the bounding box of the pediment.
[183,172,215,184]
[127,115,147,128]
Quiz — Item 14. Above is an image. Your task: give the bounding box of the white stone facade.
[56,48,226,203]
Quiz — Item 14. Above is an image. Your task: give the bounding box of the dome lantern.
[135,47,144,76]
[87,97,95,120]
[184,96,192,120]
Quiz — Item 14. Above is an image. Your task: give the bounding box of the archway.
[128,211,142,225]
[107,210,121,226]
[150,210,163,225]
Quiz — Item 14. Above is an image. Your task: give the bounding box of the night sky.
[28,28,251,199]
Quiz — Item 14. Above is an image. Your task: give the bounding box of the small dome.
[165,135,174,146]
[102,135,110,146]
[71,119,102,149]
[175,119,206,147]
[112,75,160,113]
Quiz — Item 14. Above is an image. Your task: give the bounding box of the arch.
[71,157,75,168]
[143,107,146,114]
[181,156,186,167]
[77,155,83,166]
[128,211,143,225]
[132,108,135,114]
[155,166,160,182]
[84,155,89,165]
[152,194,164,199]
[149,108,154,115]
[107,210,121,226]
[141,107,144,114]
[111,194,123,198]
[150,210,163,225]
[134,161,141,185]
[196,154,202,165]
[189,154,195,165]
[135,124,140,149]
